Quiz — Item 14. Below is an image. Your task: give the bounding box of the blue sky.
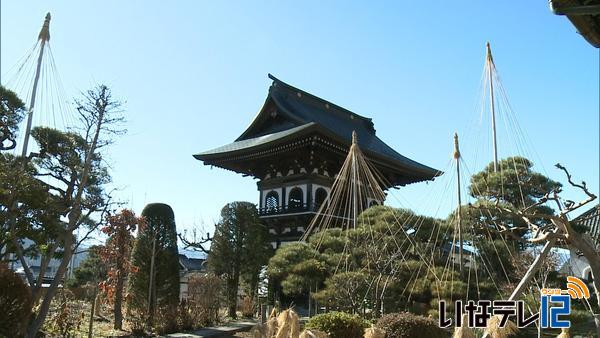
[1,2,598,241]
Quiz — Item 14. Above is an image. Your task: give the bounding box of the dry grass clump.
[251,308,326,338]
[483,315,518,338]
[452,314,476,338]
[364,325,386,338]
[275,309,300,338]
[452,326,476,338]
[252,324,267,338]
[556,327,569,338]
[252,309,385,338]
[299,329,329,338]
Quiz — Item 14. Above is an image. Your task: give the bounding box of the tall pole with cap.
[454,132,464,272]
[9,13,51,271]
[486,42,499,172]
[21,12,51,157]
[351,130,358,230]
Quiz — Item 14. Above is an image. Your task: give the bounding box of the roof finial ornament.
[38,12,51,42]
[352,130,358,145]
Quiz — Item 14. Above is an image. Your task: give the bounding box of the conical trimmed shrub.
[127,203,180,333]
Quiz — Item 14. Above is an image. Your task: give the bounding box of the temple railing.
[258,203,323,216]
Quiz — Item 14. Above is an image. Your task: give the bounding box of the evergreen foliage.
[0,152,62,261]
[0,263,32,337]
[469,157,561,208]
[267,242,325,296]
[66,245,107,288]
[465,157,560,242]
[127,203,180,332]
[267,170,560,318]
[268,206,453,314]
[376,312,446,338]
[312,271,370,313]
[207,201,271,318]
[304,311,368,338]
[0,85,26,150]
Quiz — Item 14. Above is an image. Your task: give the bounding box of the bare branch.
[178,229,212,254]
[555,163,597,215]
[528,230,565,244]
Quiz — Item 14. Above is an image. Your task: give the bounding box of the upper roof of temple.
[194,74,441,186]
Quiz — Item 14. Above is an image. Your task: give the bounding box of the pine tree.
[65,245,107,288]
[0,85,26,150]
[466,156,561,244]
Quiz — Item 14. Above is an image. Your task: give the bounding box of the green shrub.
[570,309,593,324]
[305,311,368,338]
[376,312,447,338]
[0,264,32,337]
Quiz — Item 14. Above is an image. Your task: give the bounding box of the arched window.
[265,191,279,212]
[314,188,328,211]
[288,188,303,210]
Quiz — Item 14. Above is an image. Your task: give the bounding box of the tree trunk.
[380,275,391,317]
[33,244,56,302]
[114,269,124,330]
[228,273,239,318]
[147,231,157,328]
[25,237,74,338]
[249,273,259,317]
[314,283,319,315]
[308,285,312,317]
[94,293,101,316]
[482,239,557,338]
[88,286,97,338]
[373,274,382,318]
[508,238,557,301]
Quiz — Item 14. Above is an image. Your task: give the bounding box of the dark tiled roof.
[265,75,438,176]
[572,204,600,247]
[551,0,600,47]
[178,254,205,272]
[196,123,315,157]
[194,75,440,184]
